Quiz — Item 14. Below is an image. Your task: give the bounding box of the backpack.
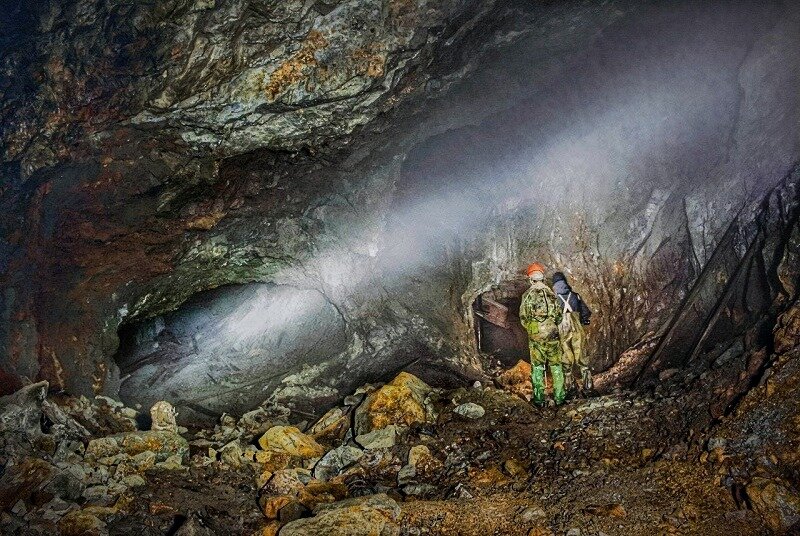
[558,292,574,336]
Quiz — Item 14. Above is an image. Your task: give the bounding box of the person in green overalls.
[519,262,565,406]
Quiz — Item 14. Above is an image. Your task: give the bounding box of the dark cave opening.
[472,278,530,366]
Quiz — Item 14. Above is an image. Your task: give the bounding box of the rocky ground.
[2,341,800,535]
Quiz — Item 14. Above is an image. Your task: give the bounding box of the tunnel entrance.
[473,278,530,365]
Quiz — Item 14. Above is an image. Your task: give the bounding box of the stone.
[355,425,398,450]
[280,493,400,536]
[150,401,178,432]
[344,393,366,407]
[470,466,509,488]
[408,445,431,467]
[354,373,435,435]
[260,494,293,519]
[155,454,185,470]
[41,497,77,522]
[254,522,282,536]
[82,485,111,503]
[518,506,546,522]
[219,440,245,468]
[707,437,727,451]
[308,407,350,442]
[258,426,324,459]
[402,484,437,496]
[57,511,108,536]
[0,382,90,461]
[279,500,311,523]
[174,516,217,536]
[313,445,364,481]
[397,464,416,486]
[42,465,85,501]
[262,469,306,496]
[115,451,157,476]
[255,450,293,473]
[0,457,55,510]
[453,402,485,419]
[746,477,800,532]
[297,479,349,511]
[566,529,581,536]
[237,407,285,437]
[503,458,528,478]
[122,474,146,488]
[497,361,533,400]
[86,430,189,463]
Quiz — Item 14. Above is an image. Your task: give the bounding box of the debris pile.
[2,345,800,535]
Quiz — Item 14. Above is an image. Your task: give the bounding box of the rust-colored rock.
[354,372,434,435]
[259,494,293,519]
[308,407,351,443]
[746,477,800,532]
[0,457,55,510]
[258,426,324,461]
[497,360,532,400]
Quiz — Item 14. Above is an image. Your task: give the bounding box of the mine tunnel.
[472,280,530,364]
[1,0,800,534]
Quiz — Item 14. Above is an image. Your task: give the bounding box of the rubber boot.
[550,363,566,405]
[581,367,594,392]
[531,365,546,406]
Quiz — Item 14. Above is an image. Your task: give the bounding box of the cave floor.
[112,388,766,536]
[4,350,800,535]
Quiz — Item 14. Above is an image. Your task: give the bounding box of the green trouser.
[561,313,588,388]
[529,338,565,405]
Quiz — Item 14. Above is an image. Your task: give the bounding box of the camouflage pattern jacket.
[519,281,562,341]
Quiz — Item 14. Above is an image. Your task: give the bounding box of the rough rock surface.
[280,494,401,536]
[0,1,798,421]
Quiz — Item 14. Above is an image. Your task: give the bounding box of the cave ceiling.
[0,0,798,417]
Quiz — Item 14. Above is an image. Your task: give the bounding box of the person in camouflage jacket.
[519,262,565,406]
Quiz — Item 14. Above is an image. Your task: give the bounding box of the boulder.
[57,510,108,536]
[354,372,435,435]
[746,477,800,532]
[313,445,364,481]
[262,469,307,496]
[497,361,532,400]
[453,402,485,419]
[219,440,246,468]
[355,425,398,450]
[280,493,400,536]
[237,406,287,438]
[0,382,90,461]
[408,445,431,467]
[149,401,178,433]
[86,430,189,463]
[257,426,324,460]
[308,407,351,442]
[0,457,56,510]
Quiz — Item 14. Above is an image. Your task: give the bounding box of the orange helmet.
[526,262,546,277]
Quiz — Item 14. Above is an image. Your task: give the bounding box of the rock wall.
[1,0,799,418]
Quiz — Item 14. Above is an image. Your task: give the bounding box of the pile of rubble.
[2,355,800,535]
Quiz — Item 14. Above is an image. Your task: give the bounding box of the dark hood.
[553,279,572,295]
